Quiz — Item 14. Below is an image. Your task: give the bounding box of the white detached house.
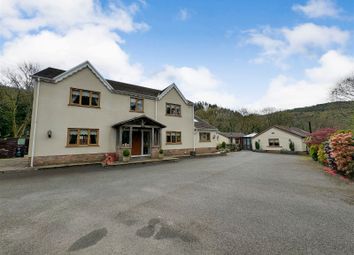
[29,61,218,167]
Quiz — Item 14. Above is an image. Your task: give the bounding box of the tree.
[0,63,40,137]
[331,75,354,101]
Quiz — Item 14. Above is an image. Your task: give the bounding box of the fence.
[0,138,29,158]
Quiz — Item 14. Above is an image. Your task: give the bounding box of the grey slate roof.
[220,132,245,138]
[253,125,309,139]
[106,79,161,97]
[194,116,218,130]
[33,67,162,97]
[275,126,310,138]
[32,67,65,79]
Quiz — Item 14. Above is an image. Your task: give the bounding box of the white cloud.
[0,0,149,38]
[143,65,238,108]
[0,25,144,82]
[177,9,190,21]
[249,50,354,109]
[246,23,350,66]
[292,0,341,18]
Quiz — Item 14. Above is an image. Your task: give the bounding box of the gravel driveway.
[1,152,353,255]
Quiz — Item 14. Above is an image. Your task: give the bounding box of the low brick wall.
[31,147,218,167]
[31,152,111,166]
[164,147,217,157]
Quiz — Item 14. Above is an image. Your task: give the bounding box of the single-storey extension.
[251,125,309,152]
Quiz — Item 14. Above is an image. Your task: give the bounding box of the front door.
[131,131,141,155]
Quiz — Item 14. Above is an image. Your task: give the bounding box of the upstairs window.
[67,128,99,146]
[199,132,211,142]
[268,138,280,147]
[166,103,181,116]
[70,88,100,108]
[130,97,144,112]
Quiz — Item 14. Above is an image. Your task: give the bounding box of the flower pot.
[158,153,164,159]
[123,156,130,162]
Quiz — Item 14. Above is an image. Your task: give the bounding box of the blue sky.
[0,0,353,110]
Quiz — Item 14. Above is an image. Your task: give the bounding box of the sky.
[0,0,353,111]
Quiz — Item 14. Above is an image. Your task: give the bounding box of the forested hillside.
[195,101,354,134]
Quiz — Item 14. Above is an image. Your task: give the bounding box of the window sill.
[199,141,211,143]
[130,110,144,113]
[66,144,100,147]
[267,146,282,148]
[165,114,182,117]
[166,143,182,145]
[68,104,100,109]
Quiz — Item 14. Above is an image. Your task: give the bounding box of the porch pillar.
[129,126,132,147]
[151,127,155,146]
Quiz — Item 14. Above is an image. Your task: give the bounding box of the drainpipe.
[30,77,40,168]
[155,98,158,120]
[192,104,196,152]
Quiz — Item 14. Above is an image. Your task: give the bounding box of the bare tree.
[331,75,354,101]
[0,62,40,137]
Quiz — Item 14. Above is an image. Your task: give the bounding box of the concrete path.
[0,152,353,254]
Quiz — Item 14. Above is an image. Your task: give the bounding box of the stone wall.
[31,152,109,166]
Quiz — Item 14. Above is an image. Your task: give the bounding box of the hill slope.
[195,101,354,134]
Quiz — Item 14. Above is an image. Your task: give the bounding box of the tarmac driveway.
[0,152,354,255]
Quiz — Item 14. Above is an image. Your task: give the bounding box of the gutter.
[30,77,40,168]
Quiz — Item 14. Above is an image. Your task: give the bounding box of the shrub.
[329,131,354,175]
[221,141,226,149]
[159,149,164,154]
[227,144,236,152]
[305,128,336,145]
[123,149,130,157]
[317,144,327,165]
[255,141,260,150]
[309,145,319,161]
[289,140,295,151]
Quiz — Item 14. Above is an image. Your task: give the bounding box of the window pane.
[130,98,136,111]
[81,91,90,105]
[122,130,130,145]
[154,129,159,145]
[90,130,97,145]
[137,99,143,112]
[166,104,171,114]
[166,133,171,143]
[79,129,89,145]
[171,105,176,115]
[69,130,78,144]
[71,90,80,104]
[91,93,99,106]
[176,106,180,115]
[176,133,181,143]
[171,132,176,143]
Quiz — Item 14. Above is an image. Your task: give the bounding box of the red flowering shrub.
[329,131,354,175]
[305,128,337,145]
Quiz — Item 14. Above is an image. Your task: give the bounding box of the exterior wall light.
[47,130,52,138]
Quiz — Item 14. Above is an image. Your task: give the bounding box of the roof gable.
[158,83,191,105]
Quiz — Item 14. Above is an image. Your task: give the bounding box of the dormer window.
[130,97,144,112]
[69,88,100,108]
[166,103,181,117]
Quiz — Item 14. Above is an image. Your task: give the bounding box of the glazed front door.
[131,131,141,155]
[143,130,151,155]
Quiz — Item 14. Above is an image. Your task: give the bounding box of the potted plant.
[122,149,130,162]
[159,149,164,159]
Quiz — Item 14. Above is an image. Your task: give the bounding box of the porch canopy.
[112,115,166,129]
[112,115,166,156]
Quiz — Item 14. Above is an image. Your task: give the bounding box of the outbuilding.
[251,126,309,152]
